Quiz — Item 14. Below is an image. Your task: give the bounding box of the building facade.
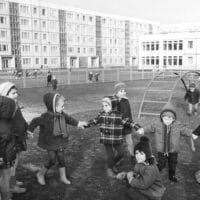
[0,0,159,70]
[138,32,200,70]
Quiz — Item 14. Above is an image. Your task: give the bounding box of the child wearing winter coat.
[86,96,142,178]
[117,136,165,200]
[0,96,18,200]
[51,75,58,90]
[28,93,87,185]
[184,82,200,115]
[0,81,28,194]
[113,82,144,164]
[144,102,195,183]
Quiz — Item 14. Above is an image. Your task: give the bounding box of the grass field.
[12,80,200,200]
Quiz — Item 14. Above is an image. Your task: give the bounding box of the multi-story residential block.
[0,0,159,69]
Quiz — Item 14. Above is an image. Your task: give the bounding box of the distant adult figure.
[33,70,37,78]
[88,72,93,82]
[94,72,100,82]
[51,75,58,91]
[47,71,52,87]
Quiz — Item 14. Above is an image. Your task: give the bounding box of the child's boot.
[59,167,71,185]
[107,168,116,178]
[36,166,47,185]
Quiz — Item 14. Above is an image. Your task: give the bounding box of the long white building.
[0,0,159,69]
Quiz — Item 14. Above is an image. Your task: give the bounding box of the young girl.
[114,82,144,164]
[28,93,87,185]
[0,81,28,193]
[86,96,142,178]
[117,136,165,200]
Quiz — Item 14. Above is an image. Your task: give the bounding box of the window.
[35,46,38,52]
[42,21,46,28]
[42,9,46,15]
[34,33,38,39]
[179,40,183,50]
[0,30,6,38]
[151,56,154,65]
[44,58,47,64]
[173,56,177,65]
[33,7,37,14]
[168,41,172,50]
[35,58,39,64]
[179,56,182,65]
[156,42,159,50]
[174,41,177,50]
[0,3,6,10]
[151,42,154,51]
[89,16,93,22]
[163,41,167,50]
[163,56,167,66]
[142,42,145,51]
[146,42,150,50]
[0,16,5,24]
[83,15,85,21]
[146,57,150,65]
[34,20,38,27]
[43,46,47,52]
[43,34,46,40]
[68,47,74,53]
[156,57,159,65]
[77,47,80,53]
[168,56,172,65]
[188,41,193,49]
[188,57,193,65]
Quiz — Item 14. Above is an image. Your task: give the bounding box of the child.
[184,82,200,116]
[86,96,142,178]
[0,81,28,193]
[51,75,58,90]
[114,82,144,164]
[28,93,87,185]
[144,102,195,183]
[0,96,18,200]
[116,136,165,200]
[47,71,52,87]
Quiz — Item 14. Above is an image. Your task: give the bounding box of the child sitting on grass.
[116,136,165,200]
[86,96,143,178]
[28,93,87,185]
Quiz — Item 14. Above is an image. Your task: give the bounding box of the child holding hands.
[28,93,87,185]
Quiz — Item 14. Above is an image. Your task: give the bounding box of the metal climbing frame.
[138,70,200,119]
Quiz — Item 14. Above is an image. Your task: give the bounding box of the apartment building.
[0,0,159,69]
[138,32,200,70]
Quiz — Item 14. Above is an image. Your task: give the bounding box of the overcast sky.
[44,0,200,24]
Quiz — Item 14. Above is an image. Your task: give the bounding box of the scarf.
[53,113,68,138]
[163,125,171,155]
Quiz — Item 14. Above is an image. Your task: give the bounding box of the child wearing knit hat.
[113,82,144,165]
[0,81,28,194]
[184,82,200,116]
[116,136,165,200]
[86,96,143,178]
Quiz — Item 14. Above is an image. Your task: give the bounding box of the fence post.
[102,68,105,83]
[117,68,120,81]
[67,70,70,85]
[22,69,26,88]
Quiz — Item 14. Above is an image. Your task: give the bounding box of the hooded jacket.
[0,96,17,168]
[145,102,192,153]
[184,88,200,104]
[28,93,79,151]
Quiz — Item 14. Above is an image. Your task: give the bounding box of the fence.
[0,68,188,88]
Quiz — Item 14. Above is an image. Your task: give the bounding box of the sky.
[44,0,200,25]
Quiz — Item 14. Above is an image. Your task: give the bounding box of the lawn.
[12,80,200,200]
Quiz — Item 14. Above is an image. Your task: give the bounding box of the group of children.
[0,80,200,200]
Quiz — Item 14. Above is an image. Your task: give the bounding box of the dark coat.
[0,96,17,168]
[184,88,200,104]
[129,162,165,200]
[28,93,78,151]
[51,79,58,90]
[117,97,133,135]
[11,105,28,151]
